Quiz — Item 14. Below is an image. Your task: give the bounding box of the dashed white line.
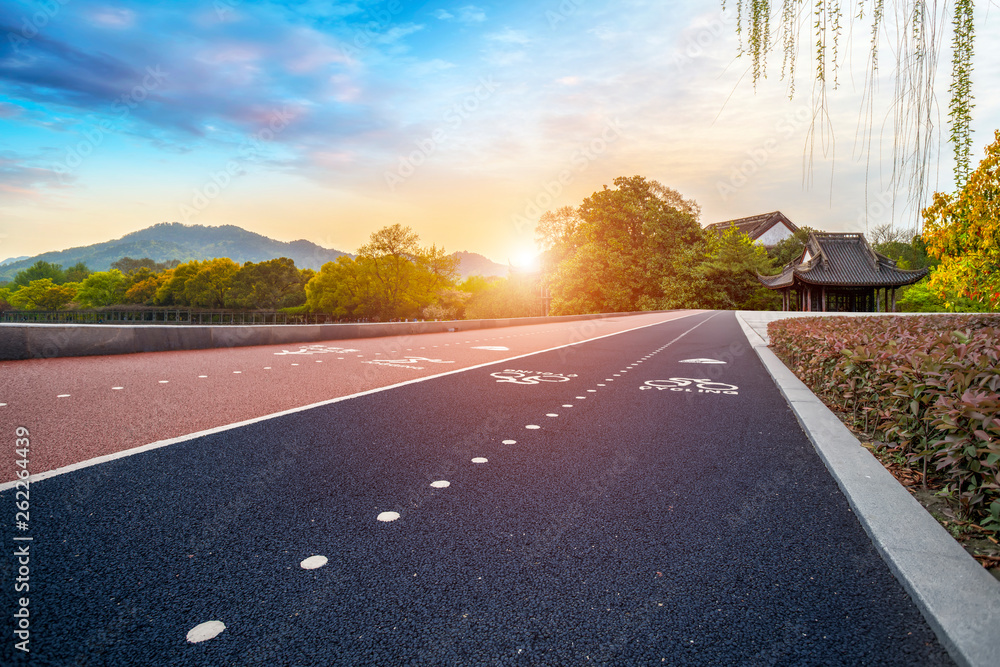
[502,440,516,444]
[158,381,169,384]
[112,387,123,390]
[546,413,558,417]
[430,480,450,488]
[377,511,400,522]
[57,394,71,398]
[525,425,541,430]
[471,457,488,464]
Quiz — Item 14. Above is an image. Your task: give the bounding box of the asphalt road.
[1,311,953,665]
[0,311,696,481]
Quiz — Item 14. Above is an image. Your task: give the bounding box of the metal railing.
[0,309,339,325]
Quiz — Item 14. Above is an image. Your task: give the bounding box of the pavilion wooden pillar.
[821,286,827,312]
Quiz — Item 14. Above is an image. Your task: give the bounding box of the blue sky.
[1,0,998,263]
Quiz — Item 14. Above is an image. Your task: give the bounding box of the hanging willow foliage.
[723,1,976,223]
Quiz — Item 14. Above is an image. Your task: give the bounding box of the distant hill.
[454,251,507,280]
[0,223,350,281]
[0,256,29,266]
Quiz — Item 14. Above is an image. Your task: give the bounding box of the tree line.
[0,225,538,320]
[3,154,994,317]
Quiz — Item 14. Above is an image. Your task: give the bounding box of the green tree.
[8,279,77,309]
[226,258,309,310]
[154,260,204,306]
[64,262,91,283]
[698,226,781,310]
[111,257,179,274]
[547,176,704,314]
[184,258,240,308]
[305,256,380,319]
[922,129,1000,311]
[357,224,423,319]
[766,226,818,268]
[13,261,65,286]
[75,270,128,308]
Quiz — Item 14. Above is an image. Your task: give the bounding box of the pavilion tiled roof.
[758,232,928,288]
[705,211,798,242]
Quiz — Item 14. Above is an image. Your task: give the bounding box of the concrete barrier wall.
[0,311,664,361]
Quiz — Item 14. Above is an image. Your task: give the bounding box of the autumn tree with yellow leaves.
[922,130,1000,311]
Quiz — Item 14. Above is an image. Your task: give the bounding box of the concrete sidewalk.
[735,310,1000,667]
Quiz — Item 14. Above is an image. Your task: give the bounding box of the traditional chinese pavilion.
[758,232,928,312]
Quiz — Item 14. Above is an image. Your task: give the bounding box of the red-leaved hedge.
[768,315,1000,529]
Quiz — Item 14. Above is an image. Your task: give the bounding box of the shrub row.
[768,315,1000,529]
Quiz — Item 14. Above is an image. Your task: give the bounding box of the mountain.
[454,251,507,280]
[0,223,349,281]
[0,256,29,266]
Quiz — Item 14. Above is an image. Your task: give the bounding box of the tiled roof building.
[705,211,799,247]
[758,232,928,312]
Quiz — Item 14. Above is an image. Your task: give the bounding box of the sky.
[1,0,999,265]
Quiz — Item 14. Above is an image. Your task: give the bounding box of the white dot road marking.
[502,439,516,444]
[198,375,208,378]
[187,621,226,643]
[315,360,322,363]
[300,555,328,569]
[471,457,488,463]
[264,367,271,370]
[576,396,586,399]
[430,480,450,488]
[525,425,541,430]
[0,403,6,407]
[233,371,242,374]
[112,387,124,390]
[158,381,169,384]
[291,363,299,366]
[562,404,573,408]
[377,511,400,522]
[546,413,558,417]
[597,384,606,387]
[57,394,70,398]
[587,389,597,393]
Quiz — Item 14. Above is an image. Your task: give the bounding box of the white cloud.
[433,9,454,20]
[457,5,487,23]
[488,28,530,45]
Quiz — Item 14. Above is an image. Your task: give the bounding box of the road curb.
[735,311,1000,667]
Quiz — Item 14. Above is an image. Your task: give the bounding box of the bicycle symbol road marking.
[491,369,578,385]
[640,378,739,395]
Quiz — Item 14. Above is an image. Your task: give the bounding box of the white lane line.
[526,425,541,430]
[430,480,450,488]
[112,387,124,390]
[158,380,169,384]
[4,312,711,490]
[502,440,516,444]
[471,457,488,463]
[233,371,242,374]
[562,404,573,408]
[546,413,558,417]
[198,375,208,378]
[576,396,586,399]
[377,511,400,522]
[57,394,71,398]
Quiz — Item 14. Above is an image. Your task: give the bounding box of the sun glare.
[515,250,539,271]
